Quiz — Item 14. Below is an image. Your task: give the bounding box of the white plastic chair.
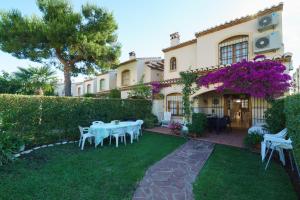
[161,112,171,127]
[92,121,104,125]
[126,123,140,143]
[78,126,95,150]
[261,128,288,161]
[264,137,294,170]
[136,120,144,136]
[110,127,126,147]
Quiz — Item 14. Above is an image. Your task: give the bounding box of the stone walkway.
[133,140,214,200]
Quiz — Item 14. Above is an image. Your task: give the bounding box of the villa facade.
[293,66,300,94]
[160,3,292,128]
[55,3,293,128]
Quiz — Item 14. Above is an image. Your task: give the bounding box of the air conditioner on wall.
[257,12,279,32]
[254,32,282,53]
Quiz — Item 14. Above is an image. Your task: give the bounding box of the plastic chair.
[92,121,104,125]
[264,137,294,170]
[126,123,140,143]
[161,112,171,127]
[261,128,288,161]
[136,120,144,136]
[110,127,126,147]
[78,126,95,150]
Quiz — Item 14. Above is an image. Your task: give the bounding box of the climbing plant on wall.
[179,70,199,122]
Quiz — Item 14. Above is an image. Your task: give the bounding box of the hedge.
[284,94,300,166]
[265,99,286,133]
[0,94,152,146]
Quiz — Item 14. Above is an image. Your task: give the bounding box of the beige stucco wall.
[96,71,117,92]
[164,43,197,80]
[196,11,283,68]
[143,66,163,83]
[116,61,138,88]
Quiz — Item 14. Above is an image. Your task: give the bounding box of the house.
[116,51,164,99]
[160,3,293,128]
[293,66,300,94]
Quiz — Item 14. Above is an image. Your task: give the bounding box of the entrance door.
[224,95,251,129]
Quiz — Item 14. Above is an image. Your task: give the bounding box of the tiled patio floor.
[145,127,247,148]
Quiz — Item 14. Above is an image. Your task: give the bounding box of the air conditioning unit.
[254,32,282,53]
[257,12,279,32]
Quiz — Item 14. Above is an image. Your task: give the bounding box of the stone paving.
[133,140,214,200]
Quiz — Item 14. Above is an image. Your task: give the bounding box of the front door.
[224,95,251,129]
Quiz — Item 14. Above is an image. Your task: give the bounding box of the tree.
[197,56,291,100]
[14,65,57,95]
[0,71,22,94]
[0,0,120,96]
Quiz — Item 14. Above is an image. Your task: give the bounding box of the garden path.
[133,140,214,200]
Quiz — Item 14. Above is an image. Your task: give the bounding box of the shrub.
[265,99,285,133]
[168,122,182,135]
[0,132,24,165]
[284,94,300,166]
[188,113,207,135]
[108,89,121,99]
[0,94,152,147]
[244,132,263,149]
[83,93,96,98]
[143,113,158,129]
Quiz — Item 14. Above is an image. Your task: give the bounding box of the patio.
[146,127,247,148]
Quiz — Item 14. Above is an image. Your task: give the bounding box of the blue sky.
[0,0,299,81]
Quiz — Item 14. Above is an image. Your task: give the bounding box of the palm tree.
[14,65,57,95]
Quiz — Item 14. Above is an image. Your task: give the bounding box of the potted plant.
[168,122,182,135]
[244,132,263,150]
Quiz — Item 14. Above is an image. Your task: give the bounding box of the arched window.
[170,57,177,71]
[86,84,91,93]
[219,35,249,65]
[166,93,183,116]
[99,79,105,91]
[122,70,130,86]
[78,87,81,96]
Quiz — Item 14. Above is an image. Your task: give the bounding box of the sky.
[0,0,299,82]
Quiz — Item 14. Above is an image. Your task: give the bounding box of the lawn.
[0,132,185,200]
[193,145,297,200]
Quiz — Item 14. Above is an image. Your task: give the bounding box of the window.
[78,87,81,96]
[122,70,130,86]
[166,93,183,116]
[170,57,177,71]
[86,84,91,93]
[99,79,105,91]
[219,35,248,65]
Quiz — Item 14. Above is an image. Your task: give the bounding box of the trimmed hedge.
[0,94,152,146]
[188,113,207,135]
[265,99,286,133]
[284,94,300,165]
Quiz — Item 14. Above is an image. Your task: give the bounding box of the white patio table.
[89,121,137,147]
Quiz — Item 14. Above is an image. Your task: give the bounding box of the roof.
[162,39,197,53]
[145,60,164,71]
[195,3,283,37]
[118,57,162,68]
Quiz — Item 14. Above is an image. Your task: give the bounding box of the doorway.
[224,95,251,129]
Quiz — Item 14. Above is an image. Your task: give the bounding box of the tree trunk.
[64,67,72,96]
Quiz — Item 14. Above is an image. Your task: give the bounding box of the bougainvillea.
[150,81,170,94]
[197,56,291,99]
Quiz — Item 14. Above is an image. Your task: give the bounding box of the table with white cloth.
[89,121,138,147]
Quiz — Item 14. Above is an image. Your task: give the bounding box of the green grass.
[0,132,185,200]
[193,145,297,200]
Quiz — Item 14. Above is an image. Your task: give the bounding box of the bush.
[0,94,152,147]
[244,132,263,149]
[188,113,207,135]
[265,99,285,133]
[83,93,96,98]
[284,94,300,166]
[108,89,121,99]
[143,113,158,129]
[0,132,24,165]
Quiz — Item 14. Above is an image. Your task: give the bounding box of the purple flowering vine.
[197,58,291,99]
[150,81,170,94]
